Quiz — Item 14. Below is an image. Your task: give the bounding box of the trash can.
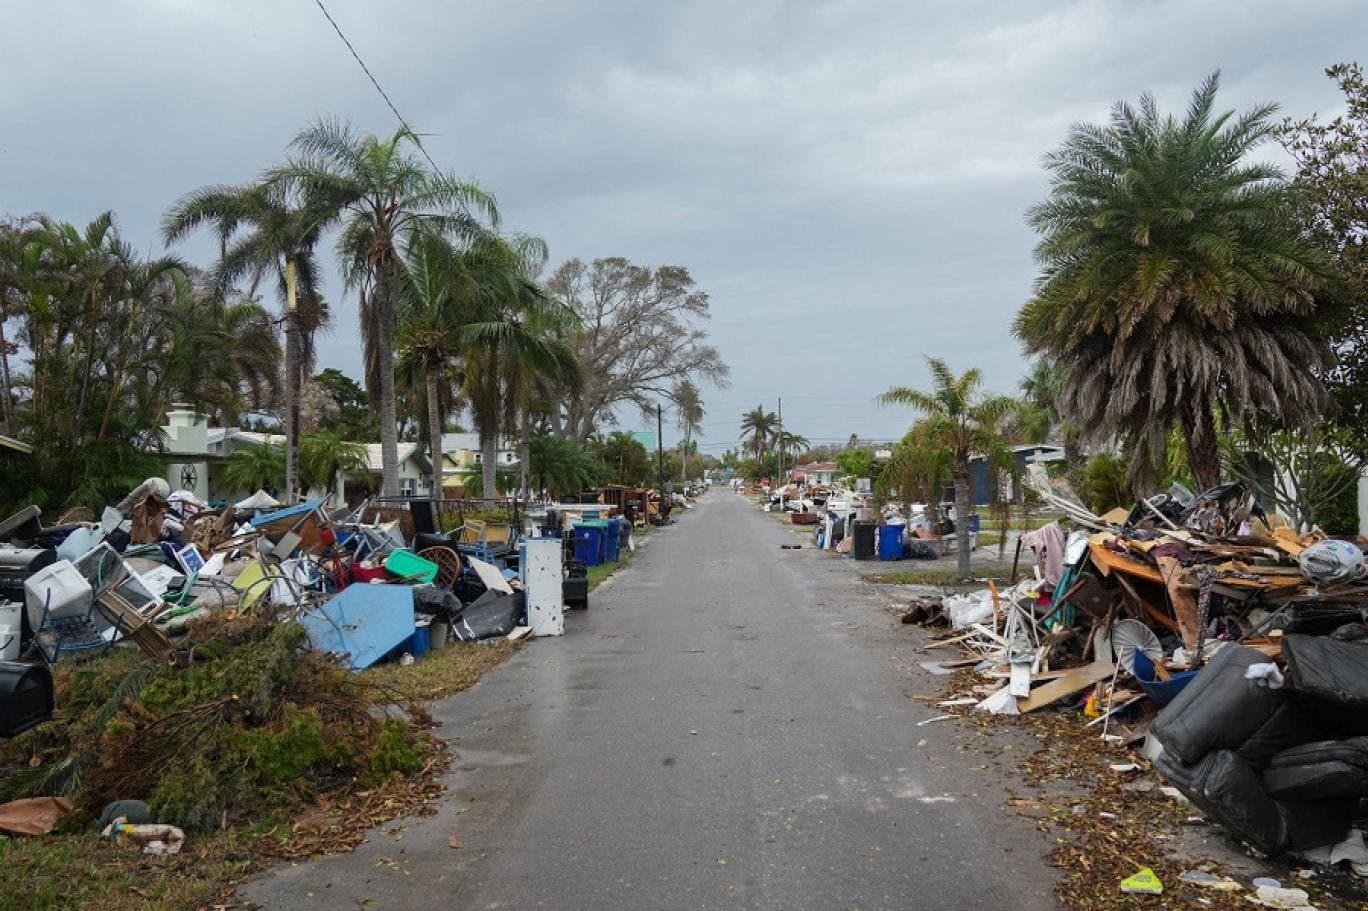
[968,513,981,533]
[604,518,623,562]
[581,518,610,564]
[573,524,603,567]
[852,521,877,560]
[877,524,904,561]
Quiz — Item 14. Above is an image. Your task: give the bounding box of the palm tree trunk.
[284,258,300,502]
[481,432,498,506]
[519,414,531,504]
[375,266,400,498]
[1185,402,1220,492]
[954,458,972,581]
[425,366,443,497]
[681,434,688,482]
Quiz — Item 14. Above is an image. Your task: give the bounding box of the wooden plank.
[1017,661,1117,713]
[1155,555,1201,651]
[1088,542,1165,584]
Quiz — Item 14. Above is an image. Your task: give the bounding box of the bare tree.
[544,257,729,441]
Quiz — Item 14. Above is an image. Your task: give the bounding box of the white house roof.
[363,442,423,472]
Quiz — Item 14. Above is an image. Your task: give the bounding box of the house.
[439,432,519,496]
[799,461,838,486]
[160,406,434,505]
[967,444,1066,505]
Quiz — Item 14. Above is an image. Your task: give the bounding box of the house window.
[400,478,416,498]
[503,452,515,464]
[474,453,481,464]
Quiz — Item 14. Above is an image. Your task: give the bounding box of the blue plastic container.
[406,625,430,659]
[968,513,981,533]
[573,525,603,567]
[877,524,904,561]
[604,518,623,562]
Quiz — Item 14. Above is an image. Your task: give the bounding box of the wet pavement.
[241,490,1059,911]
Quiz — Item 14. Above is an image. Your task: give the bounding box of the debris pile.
[909,466,1368,867]
[0,480,651,843]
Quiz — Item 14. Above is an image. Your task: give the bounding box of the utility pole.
[777,395,784,511]
[656,403,665,496]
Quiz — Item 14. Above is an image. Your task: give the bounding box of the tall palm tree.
[1015,73,1332,492]
[163,181,329,501]
[880,357,1018,580]
[268,119,498,497]
[458,234,581,503]
[672,380,704,481]
[396,232,469,496]
[739,405,777,462]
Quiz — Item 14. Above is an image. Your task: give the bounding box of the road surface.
[242,491,1058,911]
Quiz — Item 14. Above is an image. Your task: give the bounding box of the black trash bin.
[852,521,877,560]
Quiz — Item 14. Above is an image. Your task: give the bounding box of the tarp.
[234,490,282,510]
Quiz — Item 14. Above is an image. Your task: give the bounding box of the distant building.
[798,461,838,486]
[967,444,1066,505]
[439,432,519,496]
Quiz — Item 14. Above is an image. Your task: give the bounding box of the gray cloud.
[1,0,1358,450]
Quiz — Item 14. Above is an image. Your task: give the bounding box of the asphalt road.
[242,491,1059,911]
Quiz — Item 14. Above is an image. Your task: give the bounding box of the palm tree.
[222,441,286,495]
[158,290,282,425]
[672,380,705,481]
[1015,73,1332,493]
[739,406,777,462]
[457,234,582,503]
[775,430,810,463]
[162,181,330,501]
[299,430,369,496]
[268,118,498,497]
[880,357,1018,580]
[396,232,469,496]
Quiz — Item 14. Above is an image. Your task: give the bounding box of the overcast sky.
[1,0,1359,451]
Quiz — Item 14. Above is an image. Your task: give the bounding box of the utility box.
[520,538,564,637]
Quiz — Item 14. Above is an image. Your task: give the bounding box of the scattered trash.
[1119,867,1164,894]
[916,714,953,726]
[1249,884,1318,909]
[103,821,186,855]
[0,796,73,835]
[1179,870,1242,891]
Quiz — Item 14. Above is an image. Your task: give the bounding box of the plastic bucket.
[877,525,904,561]
[406,625,430,659]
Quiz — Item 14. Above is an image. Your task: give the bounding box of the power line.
[311,0,444,174]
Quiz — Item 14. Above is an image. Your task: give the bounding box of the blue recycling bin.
[573,524,603,567]
[877,524,904,561]
[604,518,623,562]
[968,513,981,533]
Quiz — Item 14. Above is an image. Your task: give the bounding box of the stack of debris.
[910,466,1368,860]
[0,482,581,738]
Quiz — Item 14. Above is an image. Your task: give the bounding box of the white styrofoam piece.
[468,555,513,595]
[520,538,563,637]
